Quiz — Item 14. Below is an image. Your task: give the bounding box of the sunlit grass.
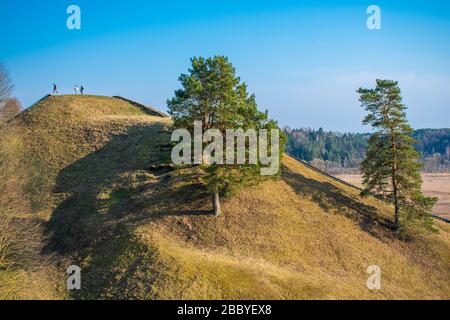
[0,95,449,299]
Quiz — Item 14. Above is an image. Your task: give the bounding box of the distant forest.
[285,128,450,173]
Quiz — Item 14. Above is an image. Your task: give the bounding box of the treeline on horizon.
[285,127,450,173]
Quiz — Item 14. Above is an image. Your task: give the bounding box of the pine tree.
[168,56,284,216]
[357,80,437,232]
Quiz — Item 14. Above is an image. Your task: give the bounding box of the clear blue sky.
[1,0,449,132]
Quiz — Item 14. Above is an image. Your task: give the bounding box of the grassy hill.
[1,95,449,299]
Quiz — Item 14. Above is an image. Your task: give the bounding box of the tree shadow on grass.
[282,164,395,239]
[42,122,212,299]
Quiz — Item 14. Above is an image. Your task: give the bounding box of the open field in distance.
[336,173,450,220]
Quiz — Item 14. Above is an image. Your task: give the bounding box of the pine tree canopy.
[357,80,437,232]
[167,56,285,207]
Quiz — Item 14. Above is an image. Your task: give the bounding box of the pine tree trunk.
[391,134,399,230]
[393,179,399,230]
[213,190,221,216]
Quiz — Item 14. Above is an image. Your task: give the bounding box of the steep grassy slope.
[0,95,171,298]
[1,95,449,299]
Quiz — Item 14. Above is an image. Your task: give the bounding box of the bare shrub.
[0,212,45,298]
[0,63,13,101]
[0,130,45,298]
[0,98,21,124]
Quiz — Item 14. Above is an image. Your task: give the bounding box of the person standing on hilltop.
[74,85,79,94]
[80,85,84,95]
[53,83,59,95]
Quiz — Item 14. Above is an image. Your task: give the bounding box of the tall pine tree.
[168,56,284,216]
[357,80,436,232]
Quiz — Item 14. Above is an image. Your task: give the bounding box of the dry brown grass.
[336,173,450,219]
[1,95,449,299]
[0,213,51,299]
[126,156,450,299]
[0,95,169,299]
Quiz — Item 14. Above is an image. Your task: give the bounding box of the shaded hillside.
[1,95,449,299]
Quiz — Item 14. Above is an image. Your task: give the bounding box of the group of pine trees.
[286,129,369,168]
[286,128,449,172]
[167,57,436,233]
[1,56,437,233]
